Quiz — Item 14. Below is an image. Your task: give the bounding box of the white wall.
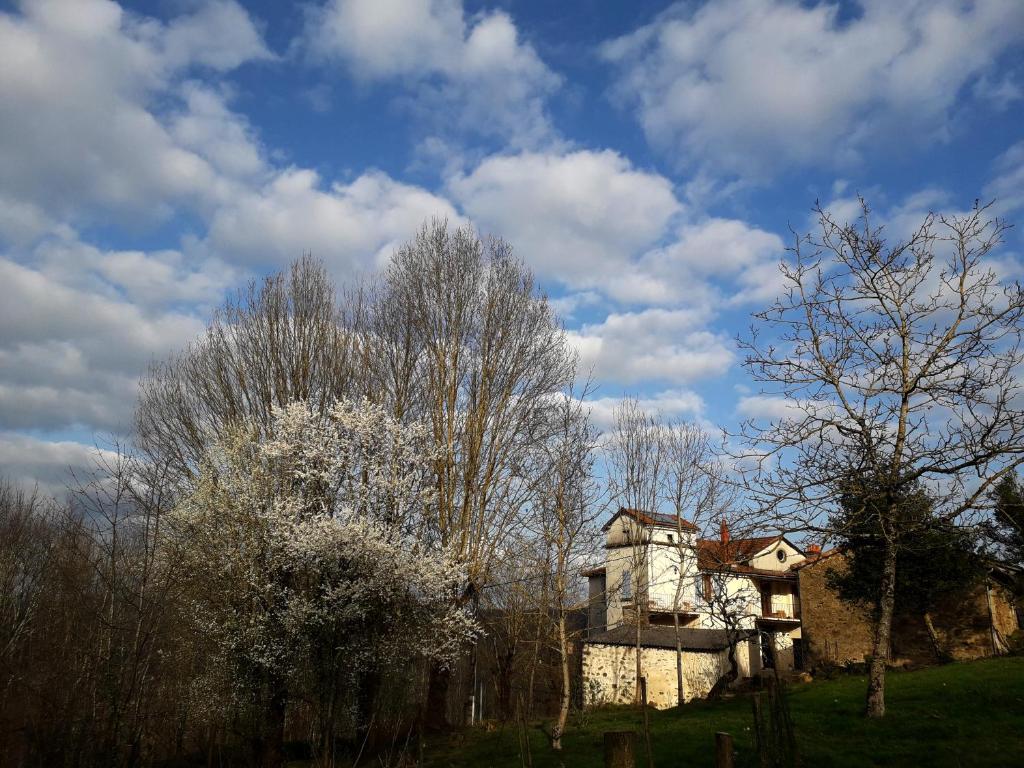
[603,515,699,626]
[749,539,804,572]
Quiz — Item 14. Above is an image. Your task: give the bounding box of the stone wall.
[581,641,756,709]
[798,554,1021,668]
[797,554,876,668]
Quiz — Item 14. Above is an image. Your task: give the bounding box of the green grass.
[424,657,1024,767]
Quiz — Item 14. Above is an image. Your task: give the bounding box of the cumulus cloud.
[584,389,706,433]
[449,149,681,300]
[0,254,206,433]
[205,168,462,272]
[568,308,734,385]
[303,0,561,147]
[986,141,1024,215]
[0,432,117,498]
[602,0,1024,175]
[0,0,272,236]
[449,149,786,306]
[637,218,785,305]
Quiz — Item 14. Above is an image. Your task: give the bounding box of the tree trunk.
[355,668,382,753]
[256,676,287,768]
[865,540,897,718]
[495,652,514,722]
[551,614,570,751]
[673,611,684,706]
[922,612,946,660]
[424,662,451,730]
[634,618,643,705]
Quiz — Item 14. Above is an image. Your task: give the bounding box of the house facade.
[581,508,1022,710]
[581,508,808,708]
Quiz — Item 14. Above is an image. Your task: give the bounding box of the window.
[667,533,675,544]
[702,574,713,602]
[622,570,632,600]
[776,549,787,563]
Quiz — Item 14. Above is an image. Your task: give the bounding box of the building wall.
[581,641,757,709]
[797,555,876,668]
[798,554,1021,669]
[749,539,805,572]
[604,515,699,627]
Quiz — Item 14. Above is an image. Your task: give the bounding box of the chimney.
[806,544,822,556]
[719,519,730,545]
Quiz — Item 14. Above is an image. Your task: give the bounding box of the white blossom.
[167,398,477,701]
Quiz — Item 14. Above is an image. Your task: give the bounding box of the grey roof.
[585,625,756,652]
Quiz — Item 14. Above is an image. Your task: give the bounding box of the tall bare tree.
[136,255,357,483]
[604,398,666,704]
[527,384,600,750]
[662,421,733,703]
[354,221,577,725]
[736,199,1024,717]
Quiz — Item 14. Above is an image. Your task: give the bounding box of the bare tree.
[355,221,577,725]
[662,421,733,703]
[736,199,1024,717]
[136,255,358,483]
[528,384,601,750]
[0,481,56,700]
[604,398,666,704]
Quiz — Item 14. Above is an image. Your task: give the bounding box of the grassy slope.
[425,657,1024,767]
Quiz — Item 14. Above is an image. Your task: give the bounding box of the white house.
[581,507,807,708]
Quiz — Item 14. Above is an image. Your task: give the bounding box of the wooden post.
[604,731,637,768]
[715,732,734,768]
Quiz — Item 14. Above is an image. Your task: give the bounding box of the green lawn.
[424,657,1024,767]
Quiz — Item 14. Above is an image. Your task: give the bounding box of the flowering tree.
[169,399,477,767]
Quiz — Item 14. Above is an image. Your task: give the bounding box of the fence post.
[604,731,637,768]
[715,732,734,768]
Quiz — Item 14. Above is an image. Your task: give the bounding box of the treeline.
[1,223,599,768]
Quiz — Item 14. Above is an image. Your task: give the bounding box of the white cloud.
[303,0,561,147]
[0,0,271,236]
[160,0,275,72]
[638,218,785,305]
[986,141,1024,215]
[0,432,119,498]
[602,0,1024,175]
[584,389,706,433]
[568,308,734,385]
[450,150,681,300]
[450,150,787,307]
[205,168,462,273]
[0,254,206,433]
[736,395,801,422]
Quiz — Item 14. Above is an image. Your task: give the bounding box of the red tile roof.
[696,536,782,568]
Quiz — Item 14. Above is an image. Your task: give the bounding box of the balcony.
[627,596,699,615]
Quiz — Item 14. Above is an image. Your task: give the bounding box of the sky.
[1,0,1023,494]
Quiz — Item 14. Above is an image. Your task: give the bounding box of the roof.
[696,536,782,568]
[585,625,757,652]
[789,549,842,571]
[602,507,698,533]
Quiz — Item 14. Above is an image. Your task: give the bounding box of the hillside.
[425,657,1024,768]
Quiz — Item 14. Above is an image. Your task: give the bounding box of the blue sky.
[1,0,1023,492]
